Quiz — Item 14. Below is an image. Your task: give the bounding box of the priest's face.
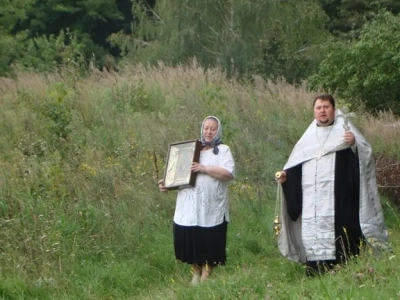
[202,119,218,142]
[314,99,335,126]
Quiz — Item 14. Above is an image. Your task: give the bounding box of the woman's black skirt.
[173,221,228,267]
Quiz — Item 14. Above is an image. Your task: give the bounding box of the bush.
[308,11,400,114]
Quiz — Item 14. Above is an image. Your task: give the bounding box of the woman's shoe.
[191,274,201,286]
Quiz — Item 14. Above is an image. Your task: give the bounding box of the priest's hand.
[275,171,287,184]
[344,131,355,146]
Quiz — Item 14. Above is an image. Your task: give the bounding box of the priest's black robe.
[282,148,365,271]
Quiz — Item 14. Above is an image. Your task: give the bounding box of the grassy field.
[0,62,399,299]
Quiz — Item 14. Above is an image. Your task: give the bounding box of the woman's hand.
[191,162,207,174]
[191,162,233,181]
[158,179,169,192]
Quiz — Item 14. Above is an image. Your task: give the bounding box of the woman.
[158,116,235,285]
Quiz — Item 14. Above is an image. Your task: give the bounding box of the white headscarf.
[200,116,222,155]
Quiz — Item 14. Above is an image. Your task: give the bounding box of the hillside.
[0,63,399,299]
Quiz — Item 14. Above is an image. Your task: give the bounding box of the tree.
[0,0,35,76]
[318,0,400,38]
[112,0,329,83]
[308,11,400,114]
[0,0,136,75]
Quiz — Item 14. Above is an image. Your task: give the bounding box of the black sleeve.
[334,148,363,248]
[282,164,303,221]
[335,148,360,210]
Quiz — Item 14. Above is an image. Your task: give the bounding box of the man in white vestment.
[276,94,389,275]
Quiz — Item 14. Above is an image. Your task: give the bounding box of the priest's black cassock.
[282,148,364,271]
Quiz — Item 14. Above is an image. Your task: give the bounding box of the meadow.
[0,62,399,299]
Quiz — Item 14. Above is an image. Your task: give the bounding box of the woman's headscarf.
[200,116,222,155]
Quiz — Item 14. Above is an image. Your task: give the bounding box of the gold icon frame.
[163,139,202,190]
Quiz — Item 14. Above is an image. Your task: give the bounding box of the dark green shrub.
[309,11,400,114]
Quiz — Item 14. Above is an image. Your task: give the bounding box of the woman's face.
[202,119,219,142]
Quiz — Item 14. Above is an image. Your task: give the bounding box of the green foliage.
[112,79,157,113]
[0,0,34,29]
[114,0,329,83]
[22,0,126,48]
[0,32,27,77]
[249,19,321,83]
[309,11,400,114]
[318,0,400,38]
[0,0,133,75]
[16,82,74,153]
[42,84,73,140]
[19,29,93,76]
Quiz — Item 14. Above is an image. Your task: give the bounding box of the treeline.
[1,0,400,113]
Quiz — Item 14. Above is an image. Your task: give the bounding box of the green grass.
[0,64,399,299]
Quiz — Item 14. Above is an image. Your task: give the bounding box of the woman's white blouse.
[173,144,235,227]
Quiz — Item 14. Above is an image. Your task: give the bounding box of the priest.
[276,94,389,275]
